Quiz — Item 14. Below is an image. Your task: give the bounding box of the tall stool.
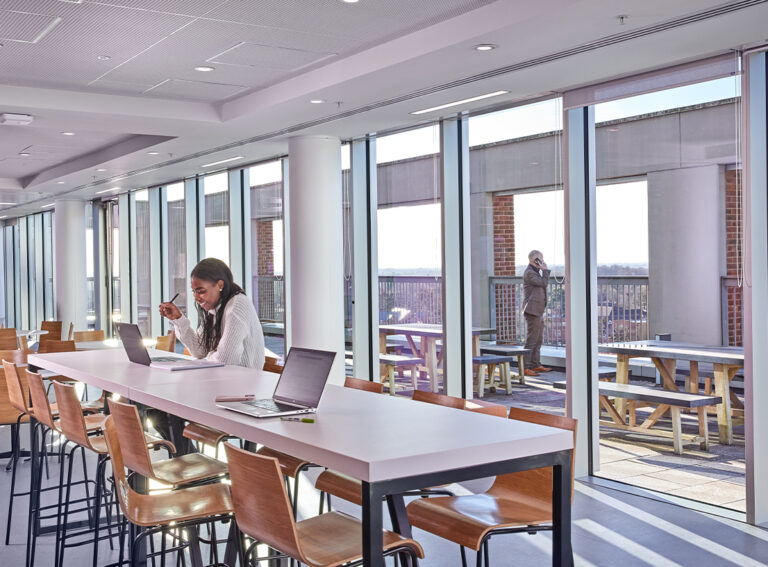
[225,443,424,566]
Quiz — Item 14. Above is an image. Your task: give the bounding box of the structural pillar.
[54,198,87,333]
[287,135,345,384]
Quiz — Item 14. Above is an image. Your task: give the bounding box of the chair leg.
[484,539,490,567]
[5,420,22,545]
[459,545,468,567]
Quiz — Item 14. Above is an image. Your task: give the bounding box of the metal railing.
[253,275,285,322]
[490,275,649,346]
[378,276,442,324]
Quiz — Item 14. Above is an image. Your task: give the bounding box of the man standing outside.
[522,250,552,376]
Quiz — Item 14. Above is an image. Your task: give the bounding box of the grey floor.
[2,415,768,566]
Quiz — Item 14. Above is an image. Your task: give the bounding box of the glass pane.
[593,74,743,508]
[249,161,284,359]
[43,212,54,321]
[166,183,187,317]
[134,190,151,336]
[204,172,230,262]
[341,144,352,375]
[376,125,443,394]
[85,203,96,328]
[109,202,121,333]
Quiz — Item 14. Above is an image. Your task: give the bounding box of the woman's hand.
[159,302,182,320]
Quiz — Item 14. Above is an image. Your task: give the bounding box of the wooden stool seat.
[256,446,310,478]
[296,510,424,567]
[149,453,228,487]
[125,480,233,527]
[379,354,424,395]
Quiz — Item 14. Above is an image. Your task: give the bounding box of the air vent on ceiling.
[0,113,33,126]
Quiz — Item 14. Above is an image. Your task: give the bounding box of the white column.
[564,107,599,478]
[54,199,87,333]
[287,135,345,384]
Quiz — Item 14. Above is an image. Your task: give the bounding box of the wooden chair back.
[52,381,94,447]
[18,336,28,350]
[3,359,30,414]
[73,330,105,343]
[224,443,303,561]
[106,398,155,478]
[489,407,577,503]
[102,416,147,524]
[66,322,74,341]
[27,370,58,430]
[263,357,283,374]
[155,331,176,352]
[0,351,29,424]
[464,401,508,418]
[39,321,63,343]
[412,390,465,409]
[344,376,385,394]
[37,340,76,354]
[0,328,19,350]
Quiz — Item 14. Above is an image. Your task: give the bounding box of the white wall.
[648,165,722,344]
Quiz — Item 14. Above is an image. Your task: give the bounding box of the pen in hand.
[167,292,180,304]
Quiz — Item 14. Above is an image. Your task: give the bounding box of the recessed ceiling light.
[0,202,17,205]
[0,216,7,220]
[56,181,65,184]
[474,44,497,51]
[61,131,75,136]
[309,99,325,104]
[96,168,106,172]
[607,127,619,132]
[147,151,159,155]
[18,152,30,157]
[96,187,120,194]
[97,55,111,61]
[202,156,244,168]
[194,66,215,72]
[411,90,509,115]
[41,203,54,209]
[340,0,359,3]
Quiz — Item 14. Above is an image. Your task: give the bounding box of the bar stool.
[225,443,424,567]
[101,416,234,567]
[25,371,106,567]
[107,398,228,487]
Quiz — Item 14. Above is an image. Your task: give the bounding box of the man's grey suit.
[522,263,551,368]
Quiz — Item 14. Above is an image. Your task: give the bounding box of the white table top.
[16,329,49,338]
[75,339,121,351]
[29,349,573,484]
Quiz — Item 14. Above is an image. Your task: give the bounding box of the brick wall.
[257,219,274,276]
[493,194,516,342]
[725,169,743,346]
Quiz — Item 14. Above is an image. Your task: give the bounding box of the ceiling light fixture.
[0,113,34,126]
[96,187,120,194]
[147,151,159,155]
[0,202,17,205]
[18,152,30,157]
[96,168,106,172]
[41,203,54,209]
[0,216,7,220]
[411,90,509,115]
[341,0,359,3]
[56,181,65,184]
[61,131,75,136]
[309,99,325,104]
[194,65,215,72]
[474,44,497,51]
[202,156,244,168]
[97,55,111,61]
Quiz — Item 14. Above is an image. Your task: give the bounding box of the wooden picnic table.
[599,340,744,445]
[378,323,495,392]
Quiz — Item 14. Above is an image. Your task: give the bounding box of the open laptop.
[116,322,225,371]
[216,347,336,418]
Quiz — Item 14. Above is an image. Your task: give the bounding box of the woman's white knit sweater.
[171,293,265,369]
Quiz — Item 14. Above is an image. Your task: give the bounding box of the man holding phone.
[522,250,551,375]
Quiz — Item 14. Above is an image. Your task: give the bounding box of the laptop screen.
[273,347,336,407]
[115,323,151,366]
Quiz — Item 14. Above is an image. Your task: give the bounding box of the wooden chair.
[464,400,509,418]
[412,389,465,409]
[155,331,176,352]
[72,330,105,343]
[1,351,30,546]
[225,443,424,567]
[406,407,577,566]
[66,322,74,341]
[345,376,385,394]
[18,336,29,351]
[263,356,283,374]
[107,398,227,487]
[102,416,233,567]
[36,339,75,354]
[0,328,19,350]
[39,320,63,346]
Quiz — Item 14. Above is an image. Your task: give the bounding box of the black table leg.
[552,453,573,567]
[386,493,414,566]
[362,481,385,567]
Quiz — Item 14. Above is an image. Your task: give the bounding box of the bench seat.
[379,354,424,395]
[472,353,525,396]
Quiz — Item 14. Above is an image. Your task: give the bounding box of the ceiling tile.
[0,9,61,43]
[144,78,249,101]
[211,42,335,70]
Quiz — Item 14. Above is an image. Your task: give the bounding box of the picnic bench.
[554,380,720,454]
[473,354,524,397]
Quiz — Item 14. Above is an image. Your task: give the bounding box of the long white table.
[29,349,574,566]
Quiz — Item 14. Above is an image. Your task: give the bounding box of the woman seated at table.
[153,257,265,451]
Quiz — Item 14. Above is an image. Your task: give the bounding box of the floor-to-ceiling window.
[203,172,230,263]
[166,182,188,318]
[134,190,152,336]
[249,160,285,357]
[376,125,444,394]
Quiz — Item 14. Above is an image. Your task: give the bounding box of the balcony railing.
[254,275,285,322]
[490,275,650,346]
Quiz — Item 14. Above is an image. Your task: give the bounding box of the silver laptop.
[116,323,225,371]
[216,347,336,418]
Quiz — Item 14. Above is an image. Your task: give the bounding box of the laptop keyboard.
[245,399,299,412]
[150,356,181,362]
